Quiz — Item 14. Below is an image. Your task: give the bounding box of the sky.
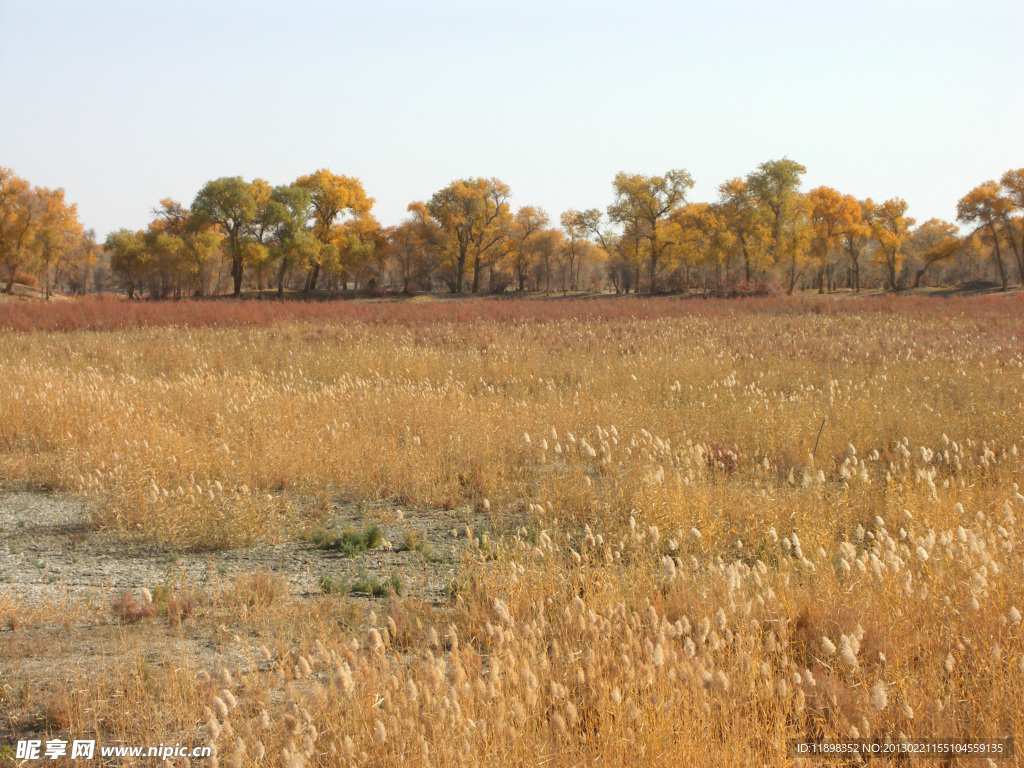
[1,0,1022,240]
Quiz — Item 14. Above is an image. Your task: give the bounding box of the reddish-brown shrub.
[1,292,1021,332]
[111,590,157,623]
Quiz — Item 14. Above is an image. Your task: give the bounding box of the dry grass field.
[1,294,1023,766]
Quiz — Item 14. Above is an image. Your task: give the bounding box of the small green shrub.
[319,575,349,595]
[350,567,401,598]
[312,524,383,557]
[401,529,428,553]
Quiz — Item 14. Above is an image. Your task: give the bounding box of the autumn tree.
[388,220,422,293]
[870,198,915,291]
[396,202,447,292]
[294,170,373,292]
[152,198,190,237]
[144,198,207,296]
[467,181,511,293]
[667,202,733,289]
[0,168,41,294]
[190,177,267,297]
[607,170,693,293]
[999,169,1024,282]
[746,159,805,242]
[184,230,223,297]
[560,209,596,292]
[905,218,962,288]
[331,213,386,291]
[242,178,279,291]
[838,198,871,293]
[609,227,642,294]
[533,228,564,294]
[771,193,811,294]
[746,158,807,293]
[59,228,98,295]
[957,181,1010,290]
[0,174,86,298]
[422,178,511,293]
[146,229,188,297]
[259,184,316,297]
[422,183,474,292]
[508,206,548,291]
[717,178,772,284]
[573,209,628,293]
[807,187,860,293]
[558,239,600,293]
[105,229,148,299]
[30,187,84,299]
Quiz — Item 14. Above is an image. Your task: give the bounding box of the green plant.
[313,524,383,557]
[351,568,387,597]
[401,528,428,553]
[319,575,349,595]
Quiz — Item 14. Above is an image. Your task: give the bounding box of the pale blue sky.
[1,0,1021,238]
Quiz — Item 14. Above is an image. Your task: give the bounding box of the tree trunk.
[1003,224,1024,285]
[648,234,658,295]
[453,246,467,293]
[741,236,751,283]
[232,255,244,297]
[990,228,1008,290]
[471,259,482,293]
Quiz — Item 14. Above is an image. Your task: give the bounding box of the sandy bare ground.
[0,492,480,606]
[0,491,483,748]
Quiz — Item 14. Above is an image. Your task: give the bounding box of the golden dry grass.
[1,296,1022,766]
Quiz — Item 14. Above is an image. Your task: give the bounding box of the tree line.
[3,161,1023,299]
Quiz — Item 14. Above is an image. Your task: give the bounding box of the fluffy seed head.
[871,680,888,711]
[551,713,567,737]
[373,719,387,745]
[839,636,858,668]
[652,644,665,667]
[494,598,513,626]
[334,663,354,695]
[368,629,384,654]
[565,702,579,727]
[214,696,229,720]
